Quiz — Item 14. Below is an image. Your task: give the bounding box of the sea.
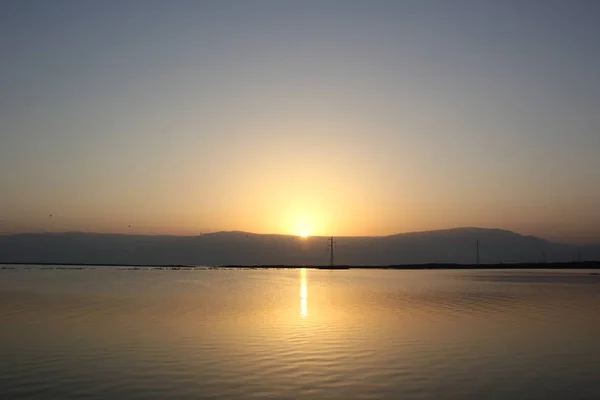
[1,266,599,399]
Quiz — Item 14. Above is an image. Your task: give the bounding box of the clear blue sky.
[1,0,599,243]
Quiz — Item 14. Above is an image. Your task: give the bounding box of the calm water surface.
[1,267,599,399]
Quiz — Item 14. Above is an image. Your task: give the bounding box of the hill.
[0,228,598,266]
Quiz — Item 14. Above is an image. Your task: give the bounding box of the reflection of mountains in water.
[1,227,599,266]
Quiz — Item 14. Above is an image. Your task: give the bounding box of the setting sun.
[295,218,313,238]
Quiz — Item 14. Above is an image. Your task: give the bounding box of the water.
[1,267,599,399]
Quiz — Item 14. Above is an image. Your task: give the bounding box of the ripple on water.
[1,268,600,399]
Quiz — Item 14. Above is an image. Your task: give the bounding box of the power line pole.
[476,239,480,265]
[327,236,335,267]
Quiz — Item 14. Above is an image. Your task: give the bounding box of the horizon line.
[0,226,587,245]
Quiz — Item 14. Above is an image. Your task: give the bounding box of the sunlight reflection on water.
[300,268,308,318]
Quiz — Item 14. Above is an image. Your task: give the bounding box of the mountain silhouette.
[0,228,598,266]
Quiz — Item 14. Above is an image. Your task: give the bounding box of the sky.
[1,0,599,243]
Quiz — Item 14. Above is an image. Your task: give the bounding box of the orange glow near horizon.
[3,163,600,244]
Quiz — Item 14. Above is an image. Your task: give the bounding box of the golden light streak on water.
[300,268,308,318]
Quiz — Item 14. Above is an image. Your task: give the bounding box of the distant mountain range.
[1,228,598,266]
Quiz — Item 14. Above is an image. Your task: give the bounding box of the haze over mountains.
[1,228,598,266]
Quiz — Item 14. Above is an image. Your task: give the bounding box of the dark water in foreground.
[1,267,599,399]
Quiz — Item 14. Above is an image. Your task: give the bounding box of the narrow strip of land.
[1,261,599,269]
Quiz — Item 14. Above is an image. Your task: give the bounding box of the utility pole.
[541,250,546,264]
[476,239,480,265]
[327,236,335,267]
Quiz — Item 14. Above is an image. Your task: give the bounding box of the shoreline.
[1,261,600,270]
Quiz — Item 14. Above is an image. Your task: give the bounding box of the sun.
[294,218,313,238]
